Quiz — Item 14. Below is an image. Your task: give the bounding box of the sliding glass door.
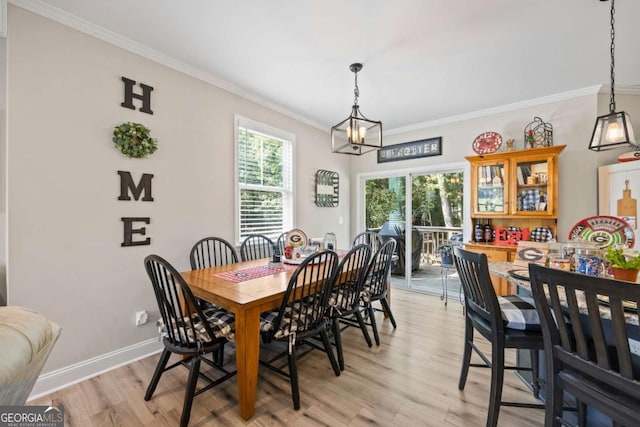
[358,164,467,293]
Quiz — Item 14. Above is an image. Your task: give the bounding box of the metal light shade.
[331,105,382,155]
[589,110,636,151]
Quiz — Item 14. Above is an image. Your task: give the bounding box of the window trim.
[234,115,296,246]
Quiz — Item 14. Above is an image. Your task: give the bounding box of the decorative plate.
[508,269,530,281]
[517,189,546,211]
[530,227,553,243]
[285,229,308,248]
[472,132,503,155]
[568,215,635,249]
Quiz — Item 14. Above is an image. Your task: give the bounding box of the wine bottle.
[484,220,493,243]
[474,220,484,242]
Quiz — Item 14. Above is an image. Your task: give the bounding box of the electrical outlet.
[629,338,640,356]
[135,310,148,326]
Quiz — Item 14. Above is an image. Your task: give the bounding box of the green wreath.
[112,122,158,158]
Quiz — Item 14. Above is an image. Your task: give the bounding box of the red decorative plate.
[472,132,503,154]
[568,215,635,249]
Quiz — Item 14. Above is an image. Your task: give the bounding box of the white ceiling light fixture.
[589,0,636,151]
[331,63,382,155]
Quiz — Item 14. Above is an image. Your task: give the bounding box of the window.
[235,115,294,244]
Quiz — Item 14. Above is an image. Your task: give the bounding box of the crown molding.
[599,85,640,96]
[385,85,603,136]
[9,0,328,132]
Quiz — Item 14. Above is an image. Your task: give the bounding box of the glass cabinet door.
[473,161,507,215]
[512,156,553,216]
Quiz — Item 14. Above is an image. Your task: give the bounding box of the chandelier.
[589,0,636,151]
[331,63,382,155]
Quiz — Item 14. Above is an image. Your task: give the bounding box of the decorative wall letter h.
[121,76,154,115]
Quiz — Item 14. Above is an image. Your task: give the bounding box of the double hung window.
[235,115,294,243]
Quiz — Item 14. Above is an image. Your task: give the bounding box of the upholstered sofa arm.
[0,307,62,405]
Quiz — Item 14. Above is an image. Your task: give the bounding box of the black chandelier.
[331,63,382,155]
[589,0,636,151]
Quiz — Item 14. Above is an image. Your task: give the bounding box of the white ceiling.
[23,0,640,132]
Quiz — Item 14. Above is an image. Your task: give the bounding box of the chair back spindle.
[240,234,275,261]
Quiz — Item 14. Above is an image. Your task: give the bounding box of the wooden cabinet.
[465,145,565,295]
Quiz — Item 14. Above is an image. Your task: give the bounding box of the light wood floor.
[33,289,544,426]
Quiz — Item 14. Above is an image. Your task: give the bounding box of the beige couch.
[0,306,62,405]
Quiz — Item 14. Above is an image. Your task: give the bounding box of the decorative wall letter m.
[117,171,154,201]
[121,76,154,115]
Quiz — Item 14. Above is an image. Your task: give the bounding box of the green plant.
[604,247,640,270]
[112,122,158,158]
[437,244,453,254]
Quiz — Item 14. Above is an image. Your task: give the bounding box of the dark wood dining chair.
[143,255,236,427]
[359,239,398,346]
[240,234,274,261]
[453,247,544,427]
[259,250,340,410]
[529,264,640,427]
[189,236,238,270]
[275,231,288,256]
[327,243,372,370]
[352,231,382,253]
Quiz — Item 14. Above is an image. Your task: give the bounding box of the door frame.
[356,161,471,287]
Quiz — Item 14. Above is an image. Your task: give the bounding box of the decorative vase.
[611,267,639,283]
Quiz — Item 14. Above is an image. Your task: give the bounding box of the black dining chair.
[352,231,382,253]
[143,255,236,427]
[190,236,238,270]
[358,239,397,346]
[453,247,544,427]
[327,243,372,370]
[275,231,288,256]
[259,250,340,410]
[240,234,274,261]
[529,264,640,427]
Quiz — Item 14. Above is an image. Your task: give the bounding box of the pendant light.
[589,0,636,151]
[331,63,382,155]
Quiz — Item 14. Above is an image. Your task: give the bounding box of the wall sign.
[377,137,442,163]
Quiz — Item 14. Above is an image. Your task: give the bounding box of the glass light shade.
[331,105,382,155]
[589,111,636,151]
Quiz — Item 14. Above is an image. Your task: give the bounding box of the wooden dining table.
[180,257,321,420]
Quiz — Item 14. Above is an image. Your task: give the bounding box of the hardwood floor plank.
[32,289,544,426]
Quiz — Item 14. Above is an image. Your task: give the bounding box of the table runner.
[214,264,297,283]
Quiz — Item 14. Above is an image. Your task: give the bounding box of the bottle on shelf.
[474,220,484,242]
[484,220,493,243]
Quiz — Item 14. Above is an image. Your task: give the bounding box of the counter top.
[488,261,639,326]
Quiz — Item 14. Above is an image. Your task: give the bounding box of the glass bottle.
[474,220,484,242]
[484,220,493,243]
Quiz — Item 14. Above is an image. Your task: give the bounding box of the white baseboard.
[28,338,163,401]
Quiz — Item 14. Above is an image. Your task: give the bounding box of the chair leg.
[458,318,473,390]
[355,310,373,348]
[530,349,540,399]
[577,401,587,427]
[368,304,380,346]
[288,341,300,410]
[545,363,563,427]
[380,297,397,329]
[181,356,201,427]
[215,343,225,366]
[487,342,505,427]
[332,318,345,371]
[320,329,341,376]
[145,348,171,400]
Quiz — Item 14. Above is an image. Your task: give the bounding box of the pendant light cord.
[353,71,360,106]
[609,0,616,113]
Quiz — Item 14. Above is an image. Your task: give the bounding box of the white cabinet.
[598,161,640,249]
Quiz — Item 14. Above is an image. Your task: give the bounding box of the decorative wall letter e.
[121,217,151,246]
[121,76,154,115]
[117,171,154,201]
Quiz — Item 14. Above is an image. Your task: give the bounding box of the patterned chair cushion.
[260,302,313,340]
[159,307,235,343]
[498,295,541,331]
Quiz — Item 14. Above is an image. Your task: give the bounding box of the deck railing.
[368,226,463,265]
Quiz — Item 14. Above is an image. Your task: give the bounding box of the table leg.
[234,306,261,420]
